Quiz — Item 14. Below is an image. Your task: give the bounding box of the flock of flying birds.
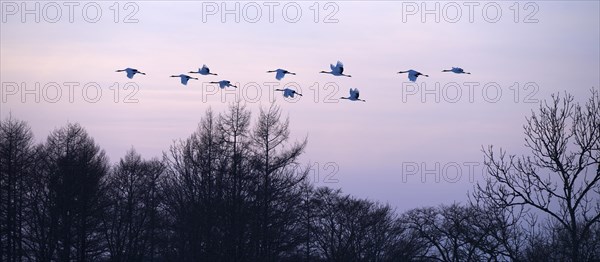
[116,61,471,102]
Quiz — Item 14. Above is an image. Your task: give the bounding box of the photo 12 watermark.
[400,81,540,104]
[400,161,483,184]
[288,161,340,184]
[201,1,339,23]
[1,1,140,23]
[199,81,343,104]
[401,2,539,23]
[307,161,340,184]
[1,82,140,104]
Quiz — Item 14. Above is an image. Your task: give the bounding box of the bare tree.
[0,116,36,262]
[474,89,600,262]
[382,217,429,262]
[161,103,310,261]
[101,149,164,262]
[249,103,307,261]
[402,204,502,262]
[27,123,109,261]
[309,187,401,262]
[469,200,526,261]
[162,108,232,261]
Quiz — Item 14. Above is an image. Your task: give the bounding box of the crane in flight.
[189,65,218,76]
[442,67,471,74]
[275,88,302,98]
[210,80,237,89]
[171,74,198,85]
[398,70,429,82]
[320,61,351,77]
[340,88,365,102]
[116,68,146,79]
[267,69,296,80]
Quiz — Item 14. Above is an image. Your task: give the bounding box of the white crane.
[267,69,296,80]
[171,74,198,85]
[189,64,218,76]
[275,88,302,98]
[398,70,429,82]
[340,88,365,102]
[320,61,351,77]
[116,68,145,79]
[442,67,471,74]
[210,80,237,89]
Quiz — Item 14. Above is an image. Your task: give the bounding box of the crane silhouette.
[116,68,146,79]
[210,80,237,89]
[268,69,296,80]
[171,74,198,85]
[275,88,302,98]
[189,65,218,76]
[442,67,471,74]
[320,61,351,77]
[340,88,365,102]
[398,70,429,82]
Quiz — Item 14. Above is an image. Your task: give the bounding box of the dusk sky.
[1,1,599,210]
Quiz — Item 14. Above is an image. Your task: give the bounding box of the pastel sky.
[1,1,599,210]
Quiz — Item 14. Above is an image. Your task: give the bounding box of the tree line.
[1,90,599,261]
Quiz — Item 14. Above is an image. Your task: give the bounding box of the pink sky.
[1,1,599,210]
